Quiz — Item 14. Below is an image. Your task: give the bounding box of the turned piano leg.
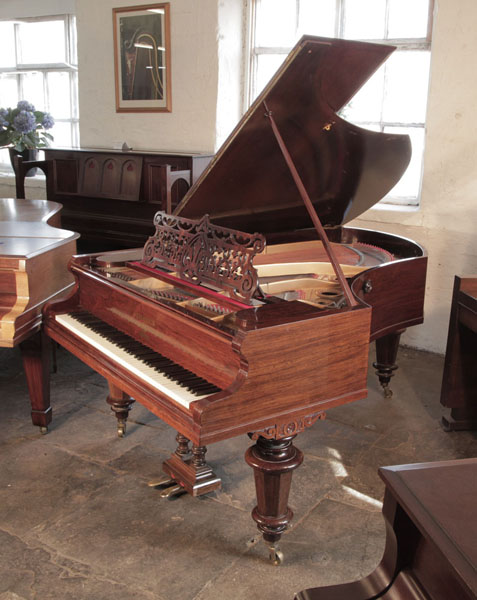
[20,331,52,434]
[373,330,405,398]
[106,381,135,437]
[245,434,304,565]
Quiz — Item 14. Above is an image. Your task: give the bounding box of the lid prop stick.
[263,100,358,308]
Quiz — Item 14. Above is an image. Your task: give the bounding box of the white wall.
[75,0,243,153]
[215,0,246,147]
[349,0,477,353]
[0,0,75,19]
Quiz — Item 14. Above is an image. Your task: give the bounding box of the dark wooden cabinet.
[42,147,212,250]
[440,275,477,430]
[297,458,477,600]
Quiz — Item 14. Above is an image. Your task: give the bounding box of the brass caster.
[159,483,186,498]
[383,385,393,399]
[39,426,48,435]
[117,422,126,438]
[268,545,284,566]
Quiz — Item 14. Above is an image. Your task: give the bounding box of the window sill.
[0,171,46,188]
[351,201,423,227]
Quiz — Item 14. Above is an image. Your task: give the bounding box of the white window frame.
[245,0,434,208]
[0,14,79,173]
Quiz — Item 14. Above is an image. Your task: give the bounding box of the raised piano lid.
[175,35,411,236]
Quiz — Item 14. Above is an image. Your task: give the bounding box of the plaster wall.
[0,0,75,19]
[215,0,245,147]
[348,0,477,353]
[75,0,222,153]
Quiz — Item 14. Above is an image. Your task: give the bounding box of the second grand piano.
[42,36,426,562]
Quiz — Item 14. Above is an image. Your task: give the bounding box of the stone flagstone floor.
[0,344,476,600]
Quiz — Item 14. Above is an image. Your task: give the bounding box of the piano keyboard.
[55,311,221,409]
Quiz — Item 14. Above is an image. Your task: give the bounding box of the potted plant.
[0,100,55,176]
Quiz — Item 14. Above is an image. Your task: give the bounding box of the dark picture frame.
[113,3,171,112]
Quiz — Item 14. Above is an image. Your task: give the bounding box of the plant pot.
[9,147,39,177]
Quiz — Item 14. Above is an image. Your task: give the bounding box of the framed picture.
[113,3,171,112]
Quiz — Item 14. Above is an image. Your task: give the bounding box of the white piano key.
[55,313,211,409]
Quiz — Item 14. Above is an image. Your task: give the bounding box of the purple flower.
[17,100,36,112]
[42,112,55,129]
[0,108,9,129]
[13,110,36,134]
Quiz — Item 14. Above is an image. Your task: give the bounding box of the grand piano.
[0,198,79,431]
[41,36,426,563]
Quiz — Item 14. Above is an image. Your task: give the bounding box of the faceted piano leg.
[106,381,135,437]
[373,330,405,398]
[20,331,52,434]
[159,436,221,497]
[245,434,304,565]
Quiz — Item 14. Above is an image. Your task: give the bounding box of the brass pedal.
[148,475,175,488]
[159,484,186,498]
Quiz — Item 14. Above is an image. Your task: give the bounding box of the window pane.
[383,126,424,201]
[69,16,78,65]
[255,0,297,47]
[20,72,45,110]
[0,148,11,169]
[49,121,72,147]
[388,0,429,38]
[297,0,336,38]
[17,20,66,64]
[254,54,287,99]
[0,23,16,68]
[343,0,386,39]
[47,72,71,119]
[341,65,385,123]
[354,122,381,132]
[0,75,18,107]
[383,51,430,123]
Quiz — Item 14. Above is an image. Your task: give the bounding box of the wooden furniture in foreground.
[440,275,477,431]
[42,36,426,562]
[0,198,79,431]
[296,458,477,599]
[13,147,212,250]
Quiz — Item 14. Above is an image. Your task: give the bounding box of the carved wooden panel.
[52,159,78,194]
[250,412,326,440]
[78,155,143,201]
[142,212,265,304]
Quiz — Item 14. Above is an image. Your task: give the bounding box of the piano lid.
[175,36,412,236]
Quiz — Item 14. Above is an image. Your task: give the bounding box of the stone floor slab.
[1,345,477,600]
